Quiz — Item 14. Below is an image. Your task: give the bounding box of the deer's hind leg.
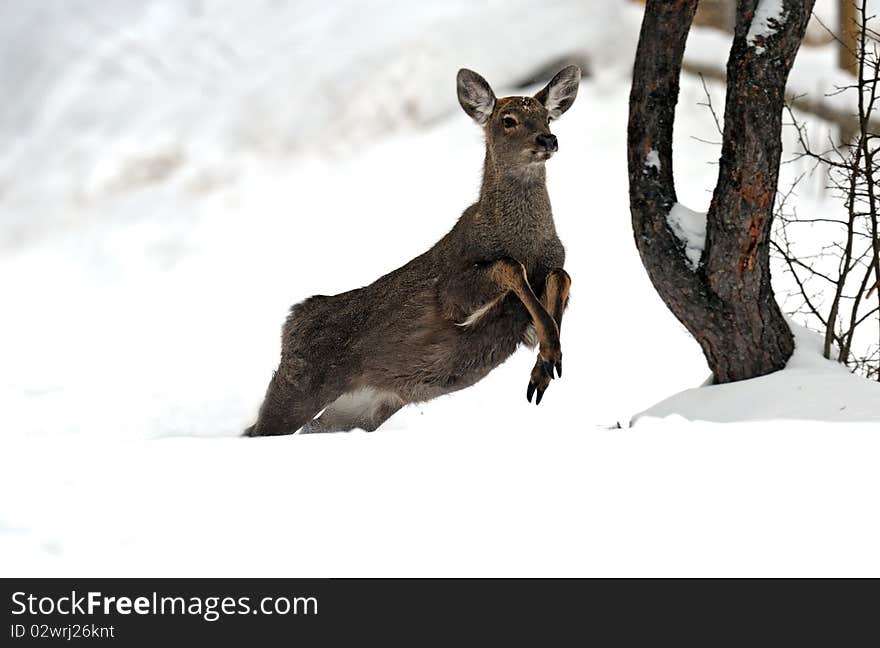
[245,357,336,437]
[527,268,571,405]
[300,387,404,434]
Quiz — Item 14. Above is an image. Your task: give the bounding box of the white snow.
[636,323,880,424]
[0,0,636,248]
[666,203,707,271]
[644,149,661,172]
[746,0,787,55]
[1,0,879,578]
[1,419,878,577]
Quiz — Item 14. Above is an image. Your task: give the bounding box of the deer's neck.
[478,152,552,228]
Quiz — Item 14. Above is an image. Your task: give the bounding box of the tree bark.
[628,0,813,383]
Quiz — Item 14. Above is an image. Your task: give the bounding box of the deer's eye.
[502,116,518,128]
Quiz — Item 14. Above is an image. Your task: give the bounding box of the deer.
[245,65,580,436]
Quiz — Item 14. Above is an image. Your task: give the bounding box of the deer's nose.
[536,133,558,152]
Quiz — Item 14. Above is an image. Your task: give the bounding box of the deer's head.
[457,65,580,171]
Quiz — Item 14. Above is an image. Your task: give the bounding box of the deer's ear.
[534,65,581,119]
[457,69,496,126]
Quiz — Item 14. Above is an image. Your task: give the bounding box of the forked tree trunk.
[628,0,814,383]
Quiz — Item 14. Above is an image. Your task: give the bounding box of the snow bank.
[635,324,880,424]
[0,0,637,248]
[2,420,879,577]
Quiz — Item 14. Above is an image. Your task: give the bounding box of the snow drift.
[636,324,880,424]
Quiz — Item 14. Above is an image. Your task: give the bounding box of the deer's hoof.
[526,381,546,405]
[527,361,553,405]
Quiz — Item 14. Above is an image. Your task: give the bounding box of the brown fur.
[245,66,580,436]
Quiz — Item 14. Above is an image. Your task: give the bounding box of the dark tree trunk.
[628,0,813,383]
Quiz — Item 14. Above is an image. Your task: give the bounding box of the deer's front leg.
[485,258,562,374]
[444,258,562,374]
[527,268,571,405]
